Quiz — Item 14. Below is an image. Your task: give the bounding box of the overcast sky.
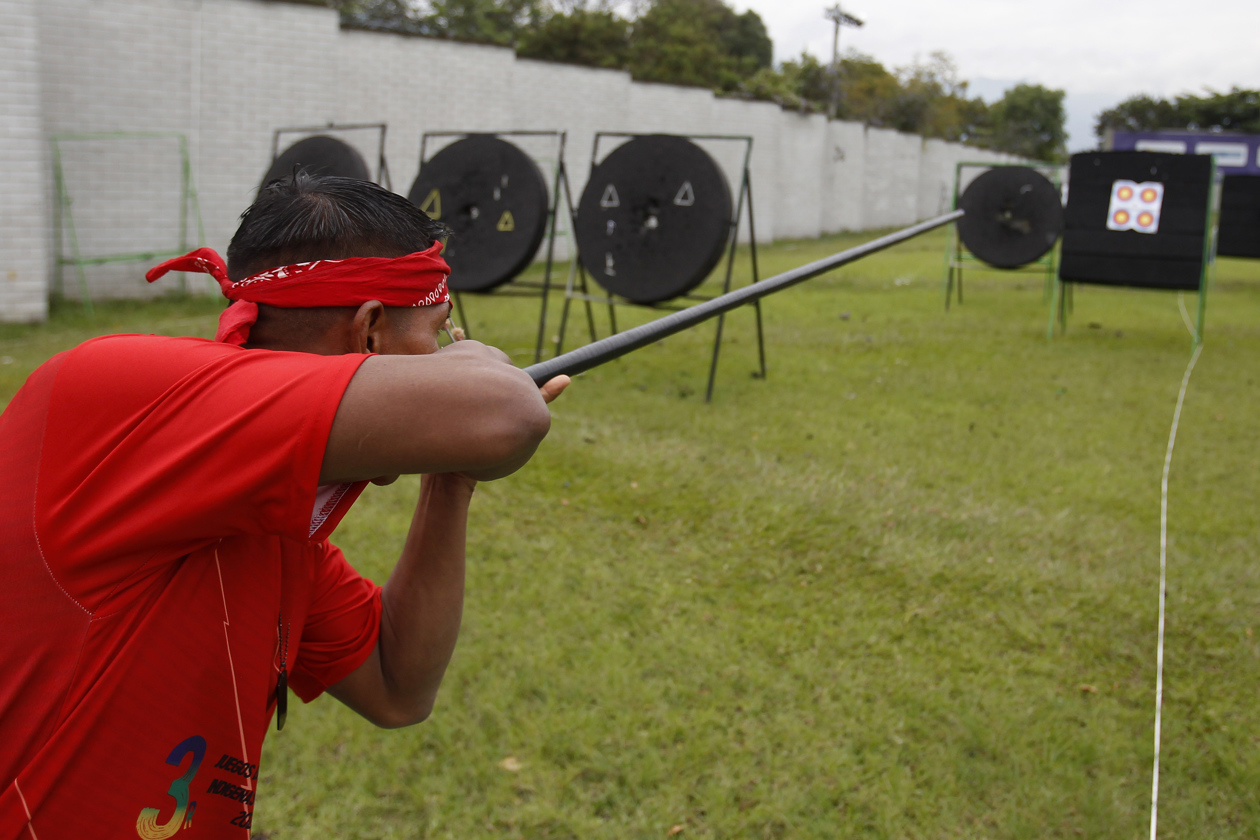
[729,0,1260,151]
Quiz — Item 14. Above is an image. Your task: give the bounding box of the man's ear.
[348,301,386,354]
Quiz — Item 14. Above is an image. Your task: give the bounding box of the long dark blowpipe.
[523,210,964,386]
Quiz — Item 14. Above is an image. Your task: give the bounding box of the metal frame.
[417,130,570,365]
[557,132,764,402]
[271,122,392,190]
[1048,158,1216,346]
[50,131,205,312]
[943,160,1064,310]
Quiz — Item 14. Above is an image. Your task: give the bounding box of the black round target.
[576,135,733,304]
[261,136,372,190]
[408,136,550,292]
[957,166,1062,269]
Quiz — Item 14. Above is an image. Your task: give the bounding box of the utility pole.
[824,4,863,118]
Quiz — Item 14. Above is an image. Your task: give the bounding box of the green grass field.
[3,229,1257,839]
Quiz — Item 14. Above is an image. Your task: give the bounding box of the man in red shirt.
[0,173,568,838]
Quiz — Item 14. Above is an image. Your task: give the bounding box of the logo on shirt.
[136,735,206,839]
[137,742,262,836]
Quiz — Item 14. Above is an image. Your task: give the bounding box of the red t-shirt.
[0,335,381,839]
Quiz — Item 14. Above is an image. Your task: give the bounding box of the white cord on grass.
[1177,293,1197,344]
[1149,294,1203,840]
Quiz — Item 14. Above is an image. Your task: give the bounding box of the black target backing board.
[1059,151,1214,292]
[409,135,550,292]
[1217,174,1260,258]
[957,166,1062,268]
[261,135,372,190]
[575,134,734,304]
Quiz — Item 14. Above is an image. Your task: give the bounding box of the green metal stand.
[943,161,1063,310]
[51,132,205,311]
[1048,159,1216,347]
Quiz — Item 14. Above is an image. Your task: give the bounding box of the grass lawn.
[3,228,1257,838]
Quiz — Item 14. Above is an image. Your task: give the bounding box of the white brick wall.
[3,0,1024,314]
[0,0,50,321]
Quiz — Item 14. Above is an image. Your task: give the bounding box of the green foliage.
[9,237,1260,838]
[1096,87,1260,138]
[988,83,1068,162]
[423,0,544,45]
[516,7,630,68]
[331,0,430,35]
[332,0,544,45]
[740,51,997,149]
[329,0,1062,159]
[627,0,772,92]
[333,0,770,90]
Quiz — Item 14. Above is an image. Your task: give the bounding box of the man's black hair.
[226,171,451,281]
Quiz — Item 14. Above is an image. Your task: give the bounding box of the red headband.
[146,243,451,346]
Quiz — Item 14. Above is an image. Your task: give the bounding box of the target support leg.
[753,299,767,379]
[580,270,600,344]
[705,313,726,402]
[1047,279,1062,339]
[744,167,765,381]
[453,292,472,340]
[1195,286,1207,345]
[534,270,551,364]
[555,257,581,357]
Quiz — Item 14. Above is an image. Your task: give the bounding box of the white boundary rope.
[1149,295,1203,840]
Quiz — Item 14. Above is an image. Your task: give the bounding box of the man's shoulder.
[60,333,354,383]
[57,333,226,375]
[69,332,229,362]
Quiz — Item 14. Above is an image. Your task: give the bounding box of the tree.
[422,0,544,45]
[738,50,990,145]
[1095,87,1260,138]
[627,0,772,92]
[332,0,429,34]
[988,83,1066,161]
[331,0,543,44]
[517,7,630,68]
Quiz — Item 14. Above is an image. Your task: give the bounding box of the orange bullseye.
[1117,186,1134,200]
[1141,188,1158,203]
[1113,210,1130,225]
[1138,212,1154,227]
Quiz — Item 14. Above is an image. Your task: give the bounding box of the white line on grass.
[1150,294,1203,840]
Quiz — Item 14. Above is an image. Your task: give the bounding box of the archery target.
[407,135,550,292]
[575,135,733,304]
[261,135,372,191]
[1107,180,1164,234]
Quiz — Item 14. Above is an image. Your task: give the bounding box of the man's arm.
[320,340,555,484]
[326,472,473,727]
[320,341,568,727]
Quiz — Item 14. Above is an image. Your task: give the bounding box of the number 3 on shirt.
[136,735,207,839]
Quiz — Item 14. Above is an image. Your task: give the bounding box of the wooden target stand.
[556,132,764,402]
[1050,151,1217,342]
[415,131,571,365]
[943,161,1064,309]
[269,122,391,189]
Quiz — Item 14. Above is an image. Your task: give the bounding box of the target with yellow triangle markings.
[407,135,549,292]
[419,188,441,220]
